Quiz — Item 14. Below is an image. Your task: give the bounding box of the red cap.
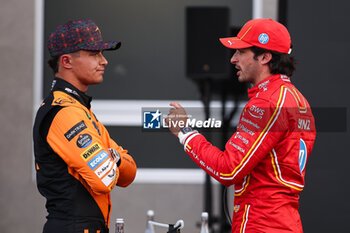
[220,18,292,54]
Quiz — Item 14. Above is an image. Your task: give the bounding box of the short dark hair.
[47,51,81,74]
[250,46,296,77]
[47,56,60,74]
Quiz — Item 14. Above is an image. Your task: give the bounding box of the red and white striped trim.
[240,204,251,233]
[219,86,288,181]
[270,149,304,191]
[183,132,200,150]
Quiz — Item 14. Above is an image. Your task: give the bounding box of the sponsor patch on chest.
[298,119,311,130]
[64,121,87,141]
[76,134,92,148]
[88,150,109,170]
[248,105,265,119]
[81,143,101,161]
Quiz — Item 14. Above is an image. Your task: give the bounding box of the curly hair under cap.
[250,46,296,77]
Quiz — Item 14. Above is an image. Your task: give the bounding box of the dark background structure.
[0,0,349,232]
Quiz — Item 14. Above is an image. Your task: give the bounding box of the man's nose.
[230,51,238,64]
[101,54,108,66]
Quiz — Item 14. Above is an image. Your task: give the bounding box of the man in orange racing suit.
[166,19,316,233]
[33,19,137,233]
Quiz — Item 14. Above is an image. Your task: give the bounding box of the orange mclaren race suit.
[181,74,316,233]
[33,78,137,233]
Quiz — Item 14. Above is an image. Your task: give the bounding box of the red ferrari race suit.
[33,78,137,233]
[181,74,316,233]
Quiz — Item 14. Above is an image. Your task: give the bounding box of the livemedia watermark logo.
[142,108,222,131]
[141,107,347,133]
[143,110,162,129]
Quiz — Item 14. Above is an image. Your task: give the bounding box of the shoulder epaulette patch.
[52,91,79,107]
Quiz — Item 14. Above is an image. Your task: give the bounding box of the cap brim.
[219,37,252,49]
[100,41,121,51]
[79,41,121,51]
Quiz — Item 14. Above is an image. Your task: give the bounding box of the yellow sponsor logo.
[81,143,101,161]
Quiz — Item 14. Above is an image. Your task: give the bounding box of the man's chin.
[237,75,245,83]
[94,77,104,84]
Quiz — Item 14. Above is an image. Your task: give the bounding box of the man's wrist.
[181,126,194,134]
[178,127,198,144]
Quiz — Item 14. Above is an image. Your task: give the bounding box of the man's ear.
[260,52,272,65]
[59,54,73,69]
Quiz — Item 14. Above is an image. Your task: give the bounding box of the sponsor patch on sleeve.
[88,150,108,170]
[65,120,87,141]
[101,163,117,187]
[81,143,102,161]
[94,158,113,178]
[76,134,92,148]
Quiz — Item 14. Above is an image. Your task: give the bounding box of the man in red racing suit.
[166,19,316,232]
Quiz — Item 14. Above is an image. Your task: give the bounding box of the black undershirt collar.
[51,78,92,109]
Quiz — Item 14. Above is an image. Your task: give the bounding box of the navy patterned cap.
[48,19,121,57]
